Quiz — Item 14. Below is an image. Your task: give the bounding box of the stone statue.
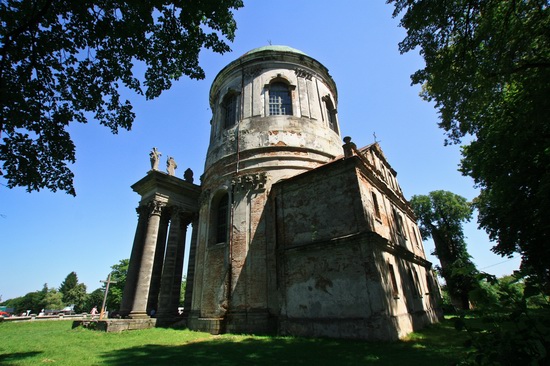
[342,136,357,158]
[149,147,162,170]
[166,156,177,176]
[184,168,194,183]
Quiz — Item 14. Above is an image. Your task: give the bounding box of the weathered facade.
[121,46,442,340]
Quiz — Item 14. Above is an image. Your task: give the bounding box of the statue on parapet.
[167,156,177,176]
[149,147,162,170]
[184,168,194,183]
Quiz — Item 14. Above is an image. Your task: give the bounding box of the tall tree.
[59,271,87,311]
[389,0,550,288]
[58,271,78,296]
[410,190,477,309]
[105,258,128,311]
[1,0,243,195]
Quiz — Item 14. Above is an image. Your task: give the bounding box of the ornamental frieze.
[294,68,313,80]
[232,172,268,192]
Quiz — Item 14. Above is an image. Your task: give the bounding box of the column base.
[127,312,150,319]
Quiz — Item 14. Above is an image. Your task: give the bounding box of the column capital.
[168,205,195,226]
[148,200,166,217]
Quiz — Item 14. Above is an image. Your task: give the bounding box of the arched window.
[324,98,338,133]
[222,93,238,128]
[213,193,229,244]
[269,82,292,115]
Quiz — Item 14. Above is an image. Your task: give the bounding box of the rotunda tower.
[189,46,344,333]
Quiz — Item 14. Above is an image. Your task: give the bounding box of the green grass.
[0,319,469,365]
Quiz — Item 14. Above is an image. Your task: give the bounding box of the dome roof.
[241,45,307,57]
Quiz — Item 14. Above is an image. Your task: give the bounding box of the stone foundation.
[72,318,157,332]
[187,316,225,334]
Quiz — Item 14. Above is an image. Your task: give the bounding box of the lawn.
[0,318,469,365]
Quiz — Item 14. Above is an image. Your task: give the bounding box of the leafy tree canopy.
[389,0,550,286]
[105,258,128,310]
[0,0,243,195]
[410,190,476,309]
[84,288,104,313]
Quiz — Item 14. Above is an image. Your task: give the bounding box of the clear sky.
[0,1,520,302]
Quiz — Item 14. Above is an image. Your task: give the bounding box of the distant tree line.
[0,259,129,314]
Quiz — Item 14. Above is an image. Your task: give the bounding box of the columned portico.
[128,200,164,318]
[120,206,149,316]
[147,210,170,313]
[121,170,200,321]
[156,208,190,321]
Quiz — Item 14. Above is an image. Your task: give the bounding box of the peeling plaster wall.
[274,159,365,247]
[273,157,442,340]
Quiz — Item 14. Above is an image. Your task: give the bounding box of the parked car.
[0,311,10,317]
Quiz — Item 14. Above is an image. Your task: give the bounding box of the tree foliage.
[456,273,550,365]
[42,287,64,310]
[105,258,128,311]
[0,283,63,313]
[83,288,104,313]
[58,271,78,296]
[1,289,43,314]
[0,0,243,195]
[410,190,477,309]
[59,271,87,312]
[389,0,550,287]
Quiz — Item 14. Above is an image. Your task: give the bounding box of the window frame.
[323,96,339,134]
[268,81,293,116]
[221,92,239,129]
[210,192,230,246]
[388,263,400,299]
[372,191,382,221]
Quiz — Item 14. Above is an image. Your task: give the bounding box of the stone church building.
[119,45,442,340]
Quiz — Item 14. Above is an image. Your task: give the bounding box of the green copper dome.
[241,45,307,57]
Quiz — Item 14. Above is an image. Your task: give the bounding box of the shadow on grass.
[101,325,465,366]
[0,351,43,365]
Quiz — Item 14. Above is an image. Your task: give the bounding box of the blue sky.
[0,1,520,301]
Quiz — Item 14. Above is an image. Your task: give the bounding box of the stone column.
[146,210,170,314]
[120,206,149,316]
[156,208,188,320]
[128,200,165,318]
[183,216,199,316]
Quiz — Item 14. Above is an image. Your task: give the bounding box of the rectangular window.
[216,195,229,243]
[426,274,433,294]
[388,263,399,297]
[412,225,421,248]
[223,95,237,128]
[372,192,381,220]
[412,268,422,297]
